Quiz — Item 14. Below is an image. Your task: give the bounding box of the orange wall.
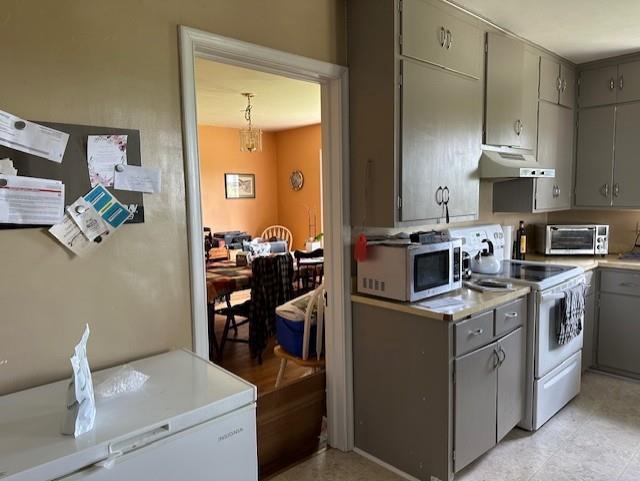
[276,124,322,250]
[198,124,322,250]
[198,125,279,238]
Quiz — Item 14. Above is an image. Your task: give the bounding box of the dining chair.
[274,284,326,388]
[261,225,293,252]
[294,248,324,293]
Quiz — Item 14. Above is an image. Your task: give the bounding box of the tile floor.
[272,371,640,481]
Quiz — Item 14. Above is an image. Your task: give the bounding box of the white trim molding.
[177,26,353,451]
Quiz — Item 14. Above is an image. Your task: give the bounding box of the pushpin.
[14,121,26,130]
[75,205,87,215]
[115,164,125,172]
[0,179,7,187]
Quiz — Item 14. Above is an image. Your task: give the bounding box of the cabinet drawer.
[402,0,482,78]
[495,297,526,336]
[600,270,640,296]
[455,310,494,356]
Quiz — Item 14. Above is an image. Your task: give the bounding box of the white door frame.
[178,26,353,451]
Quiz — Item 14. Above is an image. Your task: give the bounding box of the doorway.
[178,26,353,473]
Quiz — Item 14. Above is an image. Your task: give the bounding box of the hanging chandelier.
[239,92,262,153]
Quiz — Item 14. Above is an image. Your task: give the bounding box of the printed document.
[0,109,69,162]
[0,174,64,225]
[114,165,161,194]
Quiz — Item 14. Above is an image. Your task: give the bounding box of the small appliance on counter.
[357,235,462,302]
[471,239,502,274]
[535,224,609,256]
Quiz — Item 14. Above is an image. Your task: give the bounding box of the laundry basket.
[275,286,325,359]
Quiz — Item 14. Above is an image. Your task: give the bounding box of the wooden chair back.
[261,225,293,251]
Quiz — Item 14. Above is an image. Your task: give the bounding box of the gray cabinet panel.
[485,33,524,148]
[535,102,573,211]
[617,60,640,104]
[402,0,482,79]
[520,50,540,152]
[560,64,576,109]
[400,60,481,222]
[598,292,640,376]
[600,269,640,296]
[579,66,618,108]
[454,341,497,472]
[497,327,525,441]
[455,310,494,356]
[539,57,560,104]
[613,102,640,207]
[575,106,615,207]
[495,297,526,337]
[582,291,596,372]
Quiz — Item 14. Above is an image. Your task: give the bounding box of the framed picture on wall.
[224,173,255,199]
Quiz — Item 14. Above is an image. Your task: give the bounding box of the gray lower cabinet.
[454,326,524,472]
[582,271,596,372]
[597,270,640,377]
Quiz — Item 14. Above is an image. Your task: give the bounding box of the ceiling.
[452,0,640,63]
[195,58,321,131]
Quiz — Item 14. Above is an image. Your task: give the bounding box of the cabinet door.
[582,292,596,371]
[497,327,525,441]
[454,341,498,472]
[402,0,483,79]
[539,56,560,104]
[535,102,573,211]
[560,64,576,109]
[485,33,524,148]
[520,50,540,152]
[575,106,615,207]
[598,292,640,376]
[613,102,640,207]
[400,60,481,222]
[617,60,640,103]
[578,66,618,108]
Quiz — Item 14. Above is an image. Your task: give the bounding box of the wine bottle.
[517,220,527,260]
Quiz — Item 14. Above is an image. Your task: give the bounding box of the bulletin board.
[0,121,145,228]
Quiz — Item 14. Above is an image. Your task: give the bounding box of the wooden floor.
[210,292,311,395]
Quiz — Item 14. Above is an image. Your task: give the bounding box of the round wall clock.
[289,170,304,191]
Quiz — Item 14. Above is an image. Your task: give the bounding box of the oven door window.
[550,228,595,251]
[414,250,449,292]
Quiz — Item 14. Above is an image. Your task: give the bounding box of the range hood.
[480,149,555,179]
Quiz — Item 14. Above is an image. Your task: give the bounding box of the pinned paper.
[0,174,64,225]
[114,164,161,194]
[83,184,131,229]
[0,158,17,176]
[87,135,127,187]
[67,198,107,242]
[0,109,69,162]
[49,213,99,256]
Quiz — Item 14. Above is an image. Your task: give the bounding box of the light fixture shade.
[239,128,262,153]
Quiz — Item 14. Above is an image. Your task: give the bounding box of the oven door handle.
[541,292,566,302]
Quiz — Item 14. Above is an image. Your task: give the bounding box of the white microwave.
[357,239,463,302]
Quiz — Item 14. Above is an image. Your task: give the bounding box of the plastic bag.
[95,364,149,400]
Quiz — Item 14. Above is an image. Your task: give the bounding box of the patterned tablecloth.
[206,260,252,302]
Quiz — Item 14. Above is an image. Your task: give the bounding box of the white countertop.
[352,285,531,322]
[527,254,640,272]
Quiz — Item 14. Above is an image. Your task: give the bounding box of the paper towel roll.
[503,225,513,261]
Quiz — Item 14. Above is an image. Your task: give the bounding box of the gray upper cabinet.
[575,106,615,207]
[401,60,482,222]
[612,102,640,207]
[402,0,482,79]
[520,50,540,153]
[348,0,483,227]
[578,65,618,108]
[485,33,525,148]
[496,327,525,441]
[617,60,640,103]
[535,102,573,211]
[540,57,576,109]
[454,341,498,472]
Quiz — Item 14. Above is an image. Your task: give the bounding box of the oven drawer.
[455,311,494,356]
[494,297,526,336]
[600,270,640,297]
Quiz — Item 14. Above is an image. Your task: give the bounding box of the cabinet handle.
[493,348,501,368]
[446,29,452,49]
[440,27,446,47]
[514,119,522,136]
[498,346,506,366]
[562,79,567,92]
[469,328,484,336]
[435,186,443,205]
[619,75,624,90]
[505,312,519,319]
[600,183,609,198]
[613,183,620,197]
[554,185,559,198]
[620,282,639,288]
[609,78,615,90]
[557,77,562,92]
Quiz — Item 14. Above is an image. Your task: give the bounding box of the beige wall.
[276,125,323,250]
[198,126,279,238]
[0,0,345,395]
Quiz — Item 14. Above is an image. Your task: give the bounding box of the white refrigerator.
[0,349,258,481]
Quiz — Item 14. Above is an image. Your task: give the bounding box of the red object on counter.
[355,233,368,262]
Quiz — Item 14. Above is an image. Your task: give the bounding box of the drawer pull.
[505,312,519,319]
[469,328,484,336]
[620,282,639,288]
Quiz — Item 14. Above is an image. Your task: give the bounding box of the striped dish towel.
[557,284,585,345]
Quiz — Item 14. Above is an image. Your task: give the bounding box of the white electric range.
[448,225,586,431]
